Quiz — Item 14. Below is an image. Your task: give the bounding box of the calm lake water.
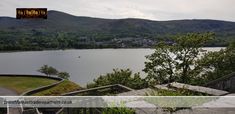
[0,48,223,86]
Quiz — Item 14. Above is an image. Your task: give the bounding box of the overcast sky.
[1,0,235,21]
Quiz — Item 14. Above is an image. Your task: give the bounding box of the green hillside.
[0,10,235,50]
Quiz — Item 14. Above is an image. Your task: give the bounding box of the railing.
[20,75,64,114]
[58,84,134,114]
[204,72,235,92]
[170,82,229,96]
[58,108,103,114]
[63,84,134,96]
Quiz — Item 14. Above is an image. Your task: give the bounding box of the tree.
[87,69,148,89]
[143,33,214,85]
[38,65,58,76]
[195,40,235,84]
[58,72,70,79]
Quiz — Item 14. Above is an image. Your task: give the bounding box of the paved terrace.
[0,87,21,114]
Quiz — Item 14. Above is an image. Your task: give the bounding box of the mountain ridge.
[0,10,235,42]
[1,10,235,31]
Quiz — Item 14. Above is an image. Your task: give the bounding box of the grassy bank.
[32,80,81,96]
[0,76,58,94]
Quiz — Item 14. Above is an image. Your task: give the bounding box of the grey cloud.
[0,0,234,22]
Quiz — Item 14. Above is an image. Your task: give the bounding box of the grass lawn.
[0,76,58,94]
[32,80,81,96]
[146,88,209,96]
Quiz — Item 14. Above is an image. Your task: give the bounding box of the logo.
[16,8,47,19]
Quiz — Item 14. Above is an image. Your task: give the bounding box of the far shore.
[0,46,226,53]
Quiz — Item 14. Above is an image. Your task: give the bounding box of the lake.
[0,48,223,86]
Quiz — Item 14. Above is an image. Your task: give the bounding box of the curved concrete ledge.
[0,74,63,81]
[21,78,64,96]
[0,74,64,96]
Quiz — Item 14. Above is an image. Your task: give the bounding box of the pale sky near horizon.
[0,0,235,22]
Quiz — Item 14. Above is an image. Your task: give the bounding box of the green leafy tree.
[38,65,58,76]
[58,72,70,79]
[195,40,235,84]
[87,69,148,89]
[143,33,214,85]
